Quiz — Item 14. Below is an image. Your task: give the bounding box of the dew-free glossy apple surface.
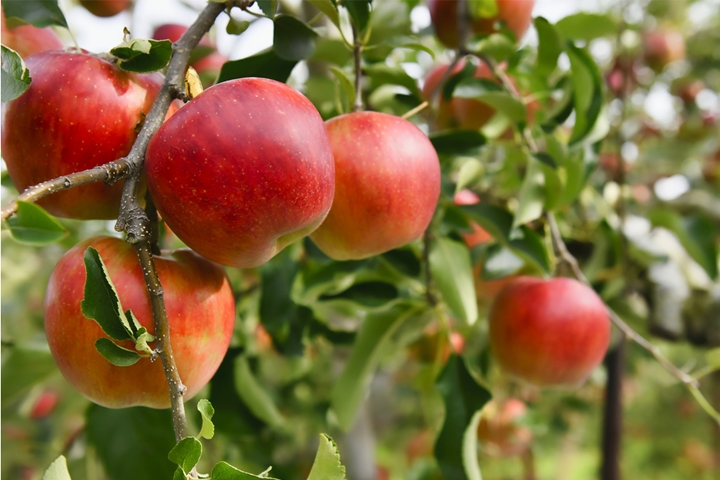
[310,111,441,260]
[44,236,235,409]
[428,0,535,48]
[1,11,63,58]
[145,77,335,268]
[489,276,610,387]
[1,51,162,219]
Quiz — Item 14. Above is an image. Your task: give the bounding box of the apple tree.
[1,0,719,479]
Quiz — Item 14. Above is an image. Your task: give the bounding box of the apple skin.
[1,51,163,219]
[428,0,535,49]
[79,0,132,17]
[1,10,63,58]
[145,77,335,269]
[44,236,235,409]
[489,276,611,387]
[477,398,532,457]
[643,29,685,71]
[309,111,441,260]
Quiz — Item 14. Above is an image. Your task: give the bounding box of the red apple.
[477,398,532,457]
[152,23,215,48]
[1,10,63,58]
[453,190,493,247]
[428,0,535,48]
[643,29,685,71]
[309,111,440,260]
[1,51,164,219]
[44,236,235,409]
[489,276,611,387]
[79,0,132,17]
[145,77,335,268]
[29,390,60,419]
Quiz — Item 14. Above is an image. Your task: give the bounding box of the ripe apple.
[1,10,63,58]
[79,0,132,17]
[428,0,535,48]
[643,28,685,71]
[489,276,611,387]
[145,77,335,268]
[309,111,440,260]
[477,398,532,457]
[29,390,60,419]
[44,236,235,409]
[1,51,164,219]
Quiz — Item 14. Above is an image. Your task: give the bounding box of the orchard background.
[2,0,720,479]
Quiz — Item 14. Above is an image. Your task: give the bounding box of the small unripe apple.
[1,51,164,219]
[477,398,532,457]
[428,0,535,48]
[146,77,335,268]
[1,10,63,58]
[309,111,441,260]
[79,0,132,17]
[44,236,235,409]
[643,28,685,71]
[489,276,611,387]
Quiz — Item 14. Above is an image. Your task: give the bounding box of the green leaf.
[512,157,546,228]
[43,455,72,480]
[480,244,524,280]
[1,345,57,403]
[329,66,356,113]
[429,238,478,325]
[468,0,498,18]
[381,248,421,277]
[5,201,67,245]
[342,0,371,32]
[210,462,279,480]
[649,209,719,280]
[363,63,422,99]
[307,434,348,480]
[555,12,618,41]
[133,326,156,357]
[94,338,142,367]
[113,39,173,73]
[330,301,422,430]
[308,0,340,28]
[218,49,297,84]
[234,355,285,428]
[462,410,484,480]
[320,281,399,308]
[534,17,562,77]
[566,42,604,145]
[1,46,31,102]
[469,33,515,63]
[706,348,720,369]
[168,437,202,474]
[226,17,251,35]
[2,0,68,28]
[86,405,176,480]
[430,130,486,155]
[434,355,492,480]
[81,247,135,341]
[454,78,527,124]
[461,203,551,273]
[197,399,216,440]
[273,15,317,61]
[455,159,484,193]
[257,0,278,17]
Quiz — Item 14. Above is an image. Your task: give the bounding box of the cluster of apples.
[2,0,612,410]
[2,20,440,407]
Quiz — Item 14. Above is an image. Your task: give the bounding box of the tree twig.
[352,23,363,112]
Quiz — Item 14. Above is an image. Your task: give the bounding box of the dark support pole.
[601,335,626,480]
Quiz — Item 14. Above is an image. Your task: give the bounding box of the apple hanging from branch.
[1,50,165,219]
[309,111,441,260]
[44,236,235,409]
[489,276,611,387]
[145,77,336,268]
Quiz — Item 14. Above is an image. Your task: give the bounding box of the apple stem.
[352,23,363,112]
